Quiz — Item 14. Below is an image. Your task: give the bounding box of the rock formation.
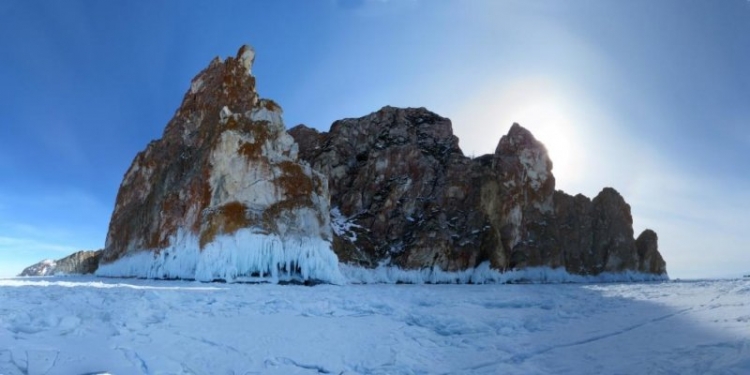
[95,45,342,283]
[289,106,667,277]
[635,229,667,275]
[21,44,666,283]
[19,250,102,276]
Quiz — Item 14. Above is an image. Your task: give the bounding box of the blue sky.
[1,0,748,278]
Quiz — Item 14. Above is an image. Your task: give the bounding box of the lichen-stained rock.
[97,45,342,283]
[291,107,668,278]
[489,123,560,271]
[19,250,102,276]
[591,187,639,273]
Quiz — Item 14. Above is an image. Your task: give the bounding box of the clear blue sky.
[1,0,748,278]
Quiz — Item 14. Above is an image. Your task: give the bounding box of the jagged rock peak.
[174,45,262,136]
[497,123,545,151]
[493,122,554,193]
[98,44,342,283]
[333,106,462,156]
[495,123,551,162]
[237,44,256,74]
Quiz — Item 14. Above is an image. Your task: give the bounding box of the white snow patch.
[519,148,550,190]
[331,207,361,243]
[95,229,344,285]
[19,260,57,276]
[248,105,283,128]
[219,106,232,121]
[190,77,204,94]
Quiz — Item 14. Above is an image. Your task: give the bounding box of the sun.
[452,77,587,189]
[509,95,580,185]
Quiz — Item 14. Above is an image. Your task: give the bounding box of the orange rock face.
[98,46,341,283]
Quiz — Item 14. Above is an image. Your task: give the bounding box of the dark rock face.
[291,107,481,271]
[291,106,667,276]
[591,188,639,272]
[19,250,102,276]
[554,187,645,274]
[636,229,667,275]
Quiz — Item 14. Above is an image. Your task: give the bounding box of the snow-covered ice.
[1,277,748,374]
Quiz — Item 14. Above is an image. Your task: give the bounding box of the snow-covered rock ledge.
[96,229,344,285]
[340,262,669,284]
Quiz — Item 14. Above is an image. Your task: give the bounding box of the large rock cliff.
[96,46,342,283]
[21,45,665,283]
[289,106,667,277]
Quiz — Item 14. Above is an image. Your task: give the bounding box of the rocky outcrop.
[554,187,649,274]
[21,43,664,283]
[290,106,667,277]
[96,46,342,283]
[19,250,102,276]
[291,107,477,271]
[19,45,667,283]
[635,229,667,275]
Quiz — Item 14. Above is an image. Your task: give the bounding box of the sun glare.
[453,77,587,190]
[510,97,577,183]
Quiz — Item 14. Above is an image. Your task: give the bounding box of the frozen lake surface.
[0,277,748,374]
